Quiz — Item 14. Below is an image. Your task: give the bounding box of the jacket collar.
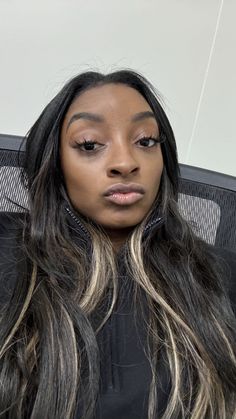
[63,200,164,250]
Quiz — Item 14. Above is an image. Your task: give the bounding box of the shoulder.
[0,211,26,249]
[0,211,26,238]
[0,212,26,305]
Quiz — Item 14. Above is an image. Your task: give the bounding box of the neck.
[103,226,134,253]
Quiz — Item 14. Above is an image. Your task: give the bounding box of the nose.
[106,142,139,177]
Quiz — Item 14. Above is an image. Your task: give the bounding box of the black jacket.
[0,209,235,419]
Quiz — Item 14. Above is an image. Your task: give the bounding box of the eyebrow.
[66,110,156,131]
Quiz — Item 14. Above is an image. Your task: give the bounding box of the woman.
[0,70,235,419]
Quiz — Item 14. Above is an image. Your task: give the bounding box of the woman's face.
[60,83,163,240]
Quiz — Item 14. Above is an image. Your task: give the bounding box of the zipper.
[65,206,91,239]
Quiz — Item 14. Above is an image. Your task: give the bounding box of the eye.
[137,136,160,148]
[73,139,103,152]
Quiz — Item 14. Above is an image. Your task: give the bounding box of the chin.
[97,209,147,230]
[102,218,141,231]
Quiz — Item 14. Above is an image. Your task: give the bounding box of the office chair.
[1,133,236,252]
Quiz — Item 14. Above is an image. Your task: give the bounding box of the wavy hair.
[0,70,235,418]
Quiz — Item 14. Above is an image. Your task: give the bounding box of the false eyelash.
[81,139,94,144]
[73,134,165,151]
[137,135,166,146]
[72,139,97,149]
[138,136,160,143]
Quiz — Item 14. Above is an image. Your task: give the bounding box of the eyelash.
[73,136,162,153]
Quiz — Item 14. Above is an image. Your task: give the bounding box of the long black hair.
[0,70,235,418]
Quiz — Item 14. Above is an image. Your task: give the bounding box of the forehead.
[63,83,154,125]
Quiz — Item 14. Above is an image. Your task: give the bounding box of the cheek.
[61,155,100,203]
[150,155,164,192]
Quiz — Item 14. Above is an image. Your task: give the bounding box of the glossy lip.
[104,192,144,206]
[103,183,145,196]
[103,183,145,206]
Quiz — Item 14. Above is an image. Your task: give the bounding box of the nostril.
[111,169,121,175]
[110,167,139,176]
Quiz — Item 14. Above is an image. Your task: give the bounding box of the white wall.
[0,0,235,176]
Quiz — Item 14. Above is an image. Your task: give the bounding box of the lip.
[103,183,145,196]
[103,183,145,206]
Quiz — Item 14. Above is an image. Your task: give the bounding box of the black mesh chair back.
[179,165,236,252]
[0,134,28,212]
[1,133,236,252]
